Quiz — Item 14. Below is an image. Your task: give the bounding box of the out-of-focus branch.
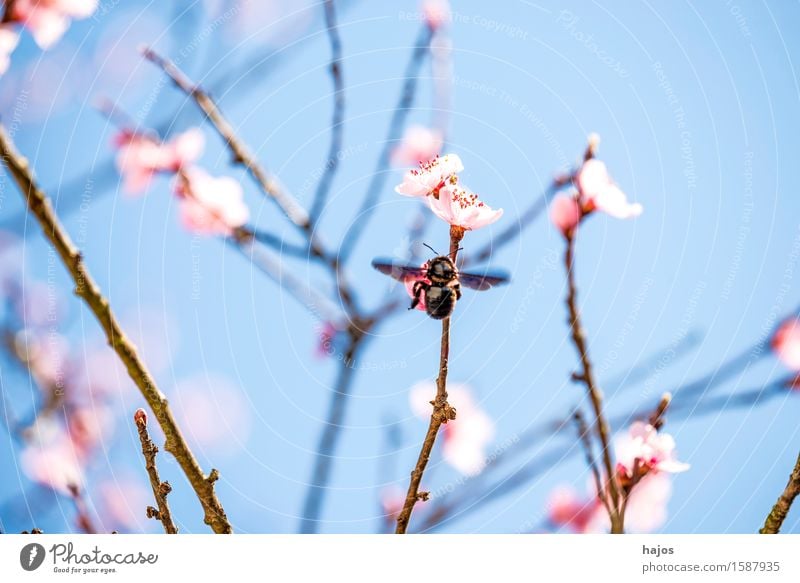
[309,0,346,223]
[573,410,610,517]
[761,449,800,534]
[395,225,463,534]
[299,339,359,533]
[134,409,178,534]
[338,25,433,263]
[564,231,622,533]
[142,47,359,316]
[0,125,232,534]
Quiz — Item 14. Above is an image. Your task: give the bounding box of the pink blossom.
[546,485,603,533]
[67,406,112,456]
[394,153,463,197]
[410,381,495,475]
[114,128,204,194]
[315,321,344,359]
[426,184,503,231]
[615,421,689,482]
[576,159,642,219]
[391,125,443,167]
[421,0,450,30]
[12,0,98,49]
[174,168,250,236]
[772,317,800,370]
[20,428,85,495]
[549,193,581,235]
[547,473,672,534]
[0,26,19,75]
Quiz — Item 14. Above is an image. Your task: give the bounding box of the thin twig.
[67,484,97,534]
[142,47,359,316]
[573,410,611,518]
[299,339,360,533]
[395,225,463,534]
[0,125,232,534]
[564,231,622,533]
[761,450,800,534]
[309,0,346,223]
[338,25,433,263]
[134,409,178,534]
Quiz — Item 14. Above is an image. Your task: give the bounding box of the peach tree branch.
[0,124,232,534]
[134,409,179,534]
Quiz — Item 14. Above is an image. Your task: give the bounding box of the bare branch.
[309,0,346,223]
[761,450,800,534]
[134,409,178,534]
[395,225,463,534]
[0,125,232,534]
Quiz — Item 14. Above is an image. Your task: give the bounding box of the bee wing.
[372,258,428,282]
[459,269,510,291]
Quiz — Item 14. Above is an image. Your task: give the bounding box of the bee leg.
[454,282,462,300]
[409,281,426,310]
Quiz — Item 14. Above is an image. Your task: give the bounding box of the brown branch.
[0,125,232,534]
[564,231,623,533]
[309,0,345,222]
[573,410,611,519]
[67,484,97,534]
[395,225,464,534]
[760,450,800,534]
[134,409,178,534]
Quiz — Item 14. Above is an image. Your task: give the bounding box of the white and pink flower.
[395,153,463,197]
[615,421,689,482]
[391,125,443,168]
[576,158,642,220]
[410,381,495,476]
[114,128,204,194]
[772,317,800,371]
[174,168,250,236]
[426,184,503,231]
[12,0,98,50]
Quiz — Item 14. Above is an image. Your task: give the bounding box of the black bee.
[372,254,509,320]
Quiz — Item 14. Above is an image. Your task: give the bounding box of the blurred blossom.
[427,184,504,231]
[315,321,346,359]
[772,317,800,370]
[67,405,113,456]
[614,421,689,484]
[74,346,134,399]
[173,374,252,454]
[421,0,451,30]
[410,381,495,475]
[11,0,97,49]
[14,280,63,328]
[96,478,151,532]
[0,25,19,75]
[549,194,581,236]
[395,154,463,197]
[547,473,672,534]
[114,128,204,194]
[174,168,250,236]
[576,158,642,220]
[20,427,85,495]
[391,125,443,167]
[14,329,71,391]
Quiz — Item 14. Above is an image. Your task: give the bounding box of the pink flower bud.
[133,408,147,426]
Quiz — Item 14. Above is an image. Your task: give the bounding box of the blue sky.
[1,0,799,534]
